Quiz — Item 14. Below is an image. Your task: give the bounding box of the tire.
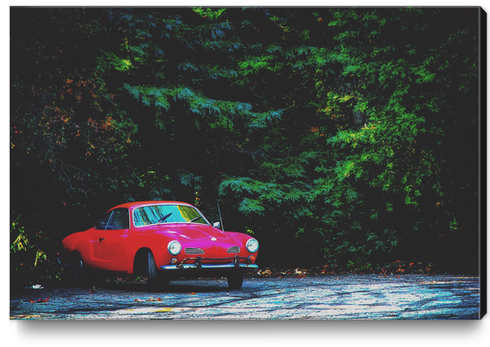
[145,250,168,291]
[145,250,158,290]
[70,252,88,286]
[227,272,243,290]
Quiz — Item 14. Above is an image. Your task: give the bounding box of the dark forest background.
[10,7,482,286]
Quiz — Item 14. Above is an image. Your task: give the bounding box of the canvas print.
[10,6,483,320]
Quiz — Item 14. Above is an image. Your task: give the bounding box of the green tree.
[217,7,480,268]
[10,7,480,279]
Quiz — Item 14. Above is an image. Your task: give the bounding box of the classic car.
[60,201,259,290]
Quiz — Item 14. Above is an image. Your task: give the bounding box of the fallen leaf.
[155,308,172,312]
[11,314,42,319]
[28,297,50,303]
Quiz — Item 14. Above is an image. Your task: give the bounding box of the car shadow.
[95,279,233,294]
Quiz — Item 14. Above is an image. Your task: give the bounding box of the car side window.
[95,208,129,230]
[108,209,129,230]
[95,211,112,230]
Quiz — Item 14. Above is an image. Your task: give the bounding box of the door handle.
[99,237,105,242]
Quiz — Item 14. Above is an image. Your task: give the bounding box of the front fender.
[126,232,174,274]
[225,231,259,262]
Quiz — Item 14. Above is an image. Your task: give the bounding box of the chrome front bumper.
[160,255,258,271]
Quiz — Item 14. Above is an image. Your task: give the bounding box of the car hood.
[152,223,233,242]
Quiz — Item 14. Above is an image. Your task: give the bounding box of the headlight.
[167,240,182,255]
[246,238,259,253]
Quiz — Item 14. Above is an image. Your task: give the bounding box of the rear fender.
[62,231,93,265]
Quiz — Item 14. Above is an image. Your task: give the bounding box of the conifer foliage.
[10,7,481,277]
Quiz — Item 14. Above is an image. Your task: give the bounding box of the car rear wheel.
[227,272,243,290]
[70,252,88,285]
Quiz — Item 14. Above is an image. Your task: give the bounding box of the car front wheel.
[227,272,243,290]
[145,250,168,290]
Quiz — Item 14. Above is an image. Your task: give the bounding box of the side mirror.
[213,221,221,229]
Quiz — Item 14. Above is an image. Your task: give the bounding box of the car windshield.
[132,204,209,227]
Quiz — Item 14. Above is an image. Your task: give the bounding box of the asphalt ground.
[8,273,489,347]
[10,274,481,320]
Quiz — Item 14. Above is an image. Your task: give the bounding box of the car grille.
[185,247,205,255]
[227,246,240,254]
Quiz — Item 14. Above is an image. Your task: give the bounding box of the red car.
[60,201,259,290]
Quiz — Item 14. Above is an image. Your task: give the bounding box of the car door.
[90,208,129,272]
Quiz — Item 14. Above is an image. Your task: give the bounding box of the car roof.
[110,200,193,210]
